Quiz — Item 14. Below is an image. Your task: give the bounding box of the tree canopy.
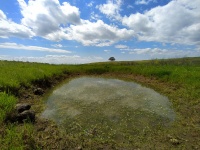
[108,57,115,61]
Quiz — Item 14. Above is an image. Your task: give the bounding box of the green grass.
[0,57,200,149]
[0,92,17,123]
[0,123,36,150]
[92,58,200,96]
[0,61,71,90]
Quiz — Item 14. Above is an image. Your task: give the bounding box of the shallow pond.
[41,77,175,141]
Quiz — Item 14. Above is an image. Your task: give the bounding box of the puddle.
[41,77,175,139]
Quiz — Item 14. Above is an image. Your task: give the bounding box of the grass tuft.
[0,92,17,123]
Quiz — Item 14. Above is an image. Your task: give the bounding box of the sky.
[0,0,200,64]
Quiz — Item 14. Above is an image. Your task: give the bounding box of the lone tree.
[108,57,115,61]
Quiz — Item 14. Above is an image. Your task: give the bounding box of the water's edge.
[41,76,176,127]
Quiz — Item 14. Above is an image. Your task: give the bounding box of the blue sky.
[0,0,200,64]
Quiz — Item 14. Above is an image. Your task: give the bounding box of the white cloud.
[0,43,71,53]
[126,47,200,59]
[115,44,129,49]
[18,0,81,37]
[0,9,34,38]
[135,0,157,5]
[17,0,27,10]
[129,48,167,55]
[14,0,134,46]
[127,5,134,9]
[0,55,104,64]
[122,13,153,35]
[87,1,94,7]
[122,0,200,46]
[51,44,63,48]
[104,50,110,53]
[2,0,198,51]
[97,0,122,20]
[0,10,6,19]
[90,11,101,21]
[64,20,135,46]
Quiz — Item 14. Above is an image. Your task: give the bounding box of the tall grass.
[0,92,17,123]
[0,61,71,90]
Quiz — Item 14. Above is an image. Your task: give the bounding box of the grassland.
[0,57,200,149]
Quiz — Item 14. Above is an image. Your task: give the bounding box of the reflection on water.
[41,77,175,128]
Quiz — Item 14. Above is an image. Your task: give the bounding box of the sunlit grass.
[0,92,17,123]
[0,61,71,90]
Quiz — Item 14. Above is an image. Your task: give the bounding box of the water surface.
[41,77,175,139]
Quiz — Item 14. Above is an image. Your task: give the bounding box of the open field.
[0,57,200,149]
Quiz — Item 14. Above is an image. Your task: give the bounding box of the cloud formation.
[1,0,199,51]
[0,43,71,53]
[64,20,134,46]
[129,48,168,55]
[122,0,200,46]
[135,0,157,5]
[15,0,134,46]
[18,0,81,37]
[97,0,122,20]
[115,44,129,49]
[0,10,34,38]
[0,55,104,64]
[121,47,197,59]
